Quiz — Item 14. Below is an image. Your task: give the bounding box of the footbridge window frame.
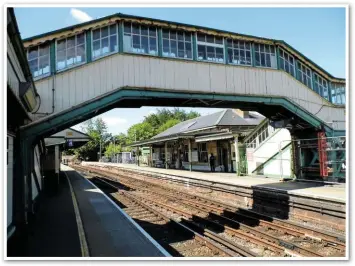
[254,43,277,69]
[297,61,313,89]
[196,33,225,63]
[123,22,158,56]
[314,73,329,101]
[226,39,252,66]
[162,28,193,60]
[331,83,346,105]
[56,32,87,71]
[91,23,119,60]
[27,43,51,80]
[279,48,296,77]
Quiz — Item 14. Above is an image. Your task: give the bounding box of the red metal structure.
[318,132,328,177]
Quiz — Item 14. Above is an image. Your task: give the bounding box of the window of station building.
[297,62,312,88]
[314,74,329,100]
[331,83,346,105]
[184,144,189,162]
[197,33,224,63]
[226,39,252,66]
[123,22,158,56]
[27,43,50,78]
[254,44,277,68]
[56,33,86,70]
[279,49,296,77]
[92,24,118,59]
[197,142,208,163]
[162,29,192,59]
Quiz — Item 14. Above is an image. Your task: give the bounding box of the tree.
[73,117,110,161]
[127,122,155,144]
[104,143,122,157]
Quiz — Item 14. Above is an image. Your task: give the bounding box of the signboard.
[66,131,73,137]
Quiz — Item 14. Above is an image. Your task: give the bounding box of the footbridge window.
[279,49,296,77]
[314,73,329,100]
[331,83,346,105]
[226,39,252,66]
[56,33,86,70]
[162,29,192,59]
[27,43,50,78]
[123,22,158,56]
[297,61,313,88]
[254,44,277,68]
[197,33,224,63]
[92,24,118,59]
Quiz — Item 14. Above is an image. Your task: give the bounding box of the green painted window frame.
[91,23,119,60]
[30,21,344,107]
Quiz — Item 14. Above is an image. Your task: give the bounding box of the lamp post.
[99,138,102,161]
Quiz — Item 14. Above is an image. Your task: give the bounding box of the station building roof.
[130,109,264,147]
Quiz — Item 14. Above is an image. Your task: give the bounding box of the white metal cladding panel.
[264,148,291,177]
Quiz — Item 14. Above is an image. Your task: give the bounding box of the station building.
[131,109,294,177]
[131,109,262,173]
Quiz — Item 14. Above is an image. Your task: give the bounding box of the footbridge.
[18,13,346,190]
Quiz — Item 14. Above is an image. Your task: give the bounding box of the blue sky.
[14,7,346,135]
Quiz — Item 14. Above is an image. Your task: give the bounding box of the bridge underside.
[16,87,345,229]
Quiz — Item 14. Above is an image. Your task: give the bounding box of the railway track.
[73,164,346,257]
[92,177,254,257]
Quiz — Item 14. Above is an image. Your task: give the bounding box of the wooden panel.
[210,64,227,93]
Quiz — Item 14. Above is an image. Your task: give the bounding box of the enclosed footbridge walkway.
[18,13,346,184]
[20,13,346,136]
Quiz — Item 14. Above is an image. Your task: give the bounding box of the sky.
[14,7,346,135]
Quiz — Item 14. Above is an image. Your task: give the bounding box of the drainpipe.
[32,76,55,115]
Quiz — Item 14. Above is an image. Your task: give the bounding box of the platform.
[83,162,346,203]
[10,164,170,257]
[62,164,170,257]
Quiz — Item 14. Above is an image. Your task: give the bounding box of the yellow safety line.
[64,170,90,257]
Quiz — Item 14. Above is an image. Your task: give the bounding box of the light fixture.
[19,81,37,112]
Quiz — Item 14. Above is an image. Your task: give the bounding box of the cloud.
[70,8,93,23]
[101,117,127,126]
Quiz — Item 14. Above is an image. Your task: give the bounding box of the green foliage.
[104,143,122,157]
[73,117,111,161]
[127,122,155,144]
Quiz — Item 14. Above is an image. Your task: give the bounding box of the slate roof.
[153,110,264,139]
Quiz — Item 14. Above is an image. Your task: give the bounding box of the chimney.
[234,109,249,118]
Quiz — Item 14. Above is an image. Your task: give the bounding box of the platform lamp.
[19,81,38,112]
